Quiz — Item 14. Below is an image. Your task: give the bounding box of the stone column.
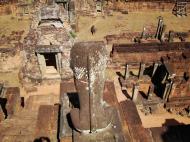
[168,82,177,99]
[152,62,158,77]
[155,16,163,39]
[70,41,109,133]
[138,62,145,79]
[160,24,166,41]
[141,27,146,39]
[55,52,62,73]
[147,84,154,99]
[37,53,46,77]
[162,72,168,84]
[163,81,174,101]
[124,64,129,80]
[132,83,139,103]
[168,30,174,42]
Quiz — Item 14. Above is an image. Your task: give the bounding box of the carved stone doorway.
[37,52,62,79]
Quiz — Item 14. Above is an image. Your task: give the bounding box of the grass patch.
[69,31,77,38]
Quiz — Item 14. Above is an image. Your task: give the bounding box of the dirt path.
[77,12,190,42]
[138,108,190,128]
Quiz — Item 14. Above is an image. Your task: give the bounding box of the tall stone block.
[132,83,139,103]
[152,62,158,77]
[124,64,129,80]
[147,84,154,99]
[70,41,109,133]
[138,62,145,79]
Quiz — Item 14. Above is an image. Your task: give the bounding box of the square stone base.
[73,106,126,142]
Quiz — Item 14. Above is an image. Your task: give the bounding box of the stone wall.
[0,48,22,73]
[111,42,190,65]
[113,1,190,13]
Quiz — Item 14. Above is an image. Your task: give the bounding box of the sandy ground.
[138,108,190,128]
[77,11,190,42]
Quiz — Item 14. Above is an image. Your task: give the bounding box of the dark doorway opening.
[42,53,57,70]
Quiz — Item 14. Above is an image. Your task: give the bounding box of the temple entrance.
[43,53,57,70]
[37,52,62,79]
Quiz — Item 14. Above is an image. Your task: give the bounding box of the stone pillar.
[168,82,177,100]
[132,83,139,103]
[70,41,109,133]
[160,24,166,41]
[162,72,168,84]
[168,30,174,42]
[55,52,62,73]
[58,53,62,72]
[37,53,46,77]
[147,84,154,99]
[138,62,145,79]
[155,16,163,39]
[152,62,158,77]
[163,82,172,101]
[68,0,76,24]
[141,27,146,39]
[124,64,129,80]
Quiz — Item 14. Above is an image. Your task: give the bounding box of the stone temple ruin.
[21,0,74,83]
[113,42,190,115]
[1,0,190,142]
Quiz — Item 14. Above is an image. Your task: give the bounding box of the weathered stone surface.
[120,100,152,142]
[70,41,109,132]
[25,94,59,111]
[35,105,59,142]
[111,42,190,65]
[21,1,74,84]
[60,80,129,141]
[5,87,21,118]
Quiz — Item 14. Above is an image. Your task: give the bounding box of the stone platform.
[73,106,125,142]
[59,80,128,142]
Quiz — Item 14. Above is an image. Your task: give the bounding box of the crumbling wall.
[60,47,73,79]
[112,1,190,13]
[19,29,42,84]
[0,87,22,120]
[111,42,190,65]
[0,48,23,73]
[20,53,42,84]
